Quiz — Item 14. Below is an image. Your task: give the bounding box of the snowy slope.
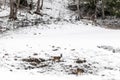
[0,22,120,80]
[0,0,120,80]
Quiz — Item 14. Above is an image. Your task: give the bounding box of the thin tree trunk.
[34,0,43,16]
[77,0,82,20]
[40,0,43,10]
[36,0,40,12]
[17,0,20,9]
[9,0,14,19]
[94,0,97,19]
[29,0,33,10]
[102,0,105,19]
[14,0,20,20]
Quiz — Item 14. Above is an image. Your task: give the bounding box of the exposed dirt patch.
[19,55,97,75]
[0,46,100,76]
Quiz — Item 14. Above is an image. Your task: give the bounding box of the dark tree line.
[9,0,43,20]
[8,0,120,20]
[72,0,120,20]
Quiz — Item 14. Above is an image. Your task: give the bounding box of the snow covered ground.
[0,0,120,80]
[0,22,120,80]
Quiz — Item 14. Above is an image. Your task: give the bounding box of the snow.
[0,0,120,80]
[0,10,9,17]
[0,22,120,80]
[0,69,103,80]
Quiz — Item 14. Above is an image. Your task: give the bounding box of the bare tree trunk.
[9,0,14,19]
[36,0,40,12]
[17,0,20,9]
[94,0,97,19]
[14,0,20,19]
[9,0,19,20]
[29,0,33,10]
[102,0,105,19]
[90,0,97,24]
[76,0,83,20]
[34,0,42,16]
[40,0,43,10]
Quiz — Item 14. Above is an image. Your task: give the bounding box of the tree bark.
[77,0,83,20]
[29,0,33,10]
[34,0,43,16]
[36,0,40,12]
[9,0,19,20]
[14,0,20,19]
[9,0,14,19]
[102,0,105,19]
[40,0,43,10]
[94,0,97,19]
